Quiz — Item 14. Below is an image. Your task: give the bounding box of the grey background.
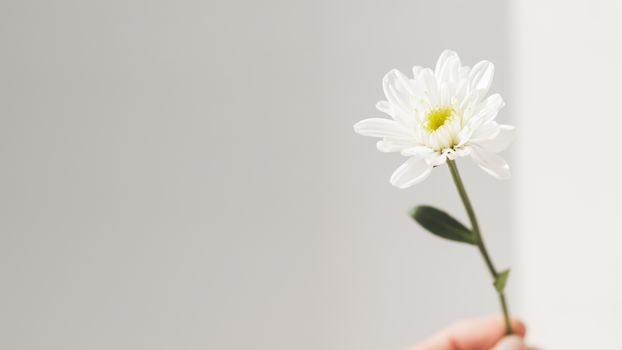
[0,0,512,349]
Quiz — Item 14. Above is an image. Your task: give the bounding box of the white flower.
[354,50,515,188]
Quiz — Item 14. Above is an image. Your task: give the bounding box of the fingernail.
[493,335,525,350]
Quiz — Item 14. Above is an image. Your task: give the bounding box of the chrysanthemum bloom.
[354,50,515,188]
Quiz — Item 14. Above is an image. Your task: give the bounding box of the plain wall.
[513,0,622,348]
[0,1,512,349]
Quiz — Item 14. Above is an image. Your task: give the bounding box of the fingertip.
[492,335,526,350]
[406,316,528,350]
[510,318,526,337]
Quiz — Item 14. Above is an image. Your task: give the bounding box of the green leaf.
[494,269,510,293]
[409,205,476,245]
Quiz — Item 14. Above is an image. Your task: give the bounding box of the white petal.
[469,60,495,94]
[393,69,416,95]
[470,146,511,180]
[353,118,413,139]
[459,90,482,114]
[478,125,516,153]
[479,93,505,109]
[435,50,456,73]
[462,93,505,133]
[390,157,433,188]
[418,68,439,106]
[469,121,501,143]
[400,146,434,157]
[375,100,393,115]
[451,79,469,106]
[383,70,412,111]
[412,66,423,78]
[457,126,474,147]
[431,152,448,166]
[454,146,472,157]
[382,70,415,126]
[459,65,470,79]
[376,139,412,153]
[439,83,451,106]
[435,50,462,83]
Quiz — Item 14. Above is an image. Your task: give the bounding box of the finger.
[492,335,526,350]
[408,316,526,350]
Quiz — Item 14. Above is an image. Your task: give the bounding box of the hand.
[407,316,535,350]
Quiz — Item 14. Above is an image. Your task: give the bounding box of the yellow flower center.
[425,107,454,132]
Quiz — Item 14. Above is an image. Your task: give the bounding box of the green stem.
[447,159,513,335]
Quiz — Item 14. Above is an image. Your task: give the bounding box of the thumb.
[492,335,526,350]
[408,316,526,350]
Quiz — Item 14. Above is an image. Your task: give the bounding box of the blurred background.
[0,0,620,349]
